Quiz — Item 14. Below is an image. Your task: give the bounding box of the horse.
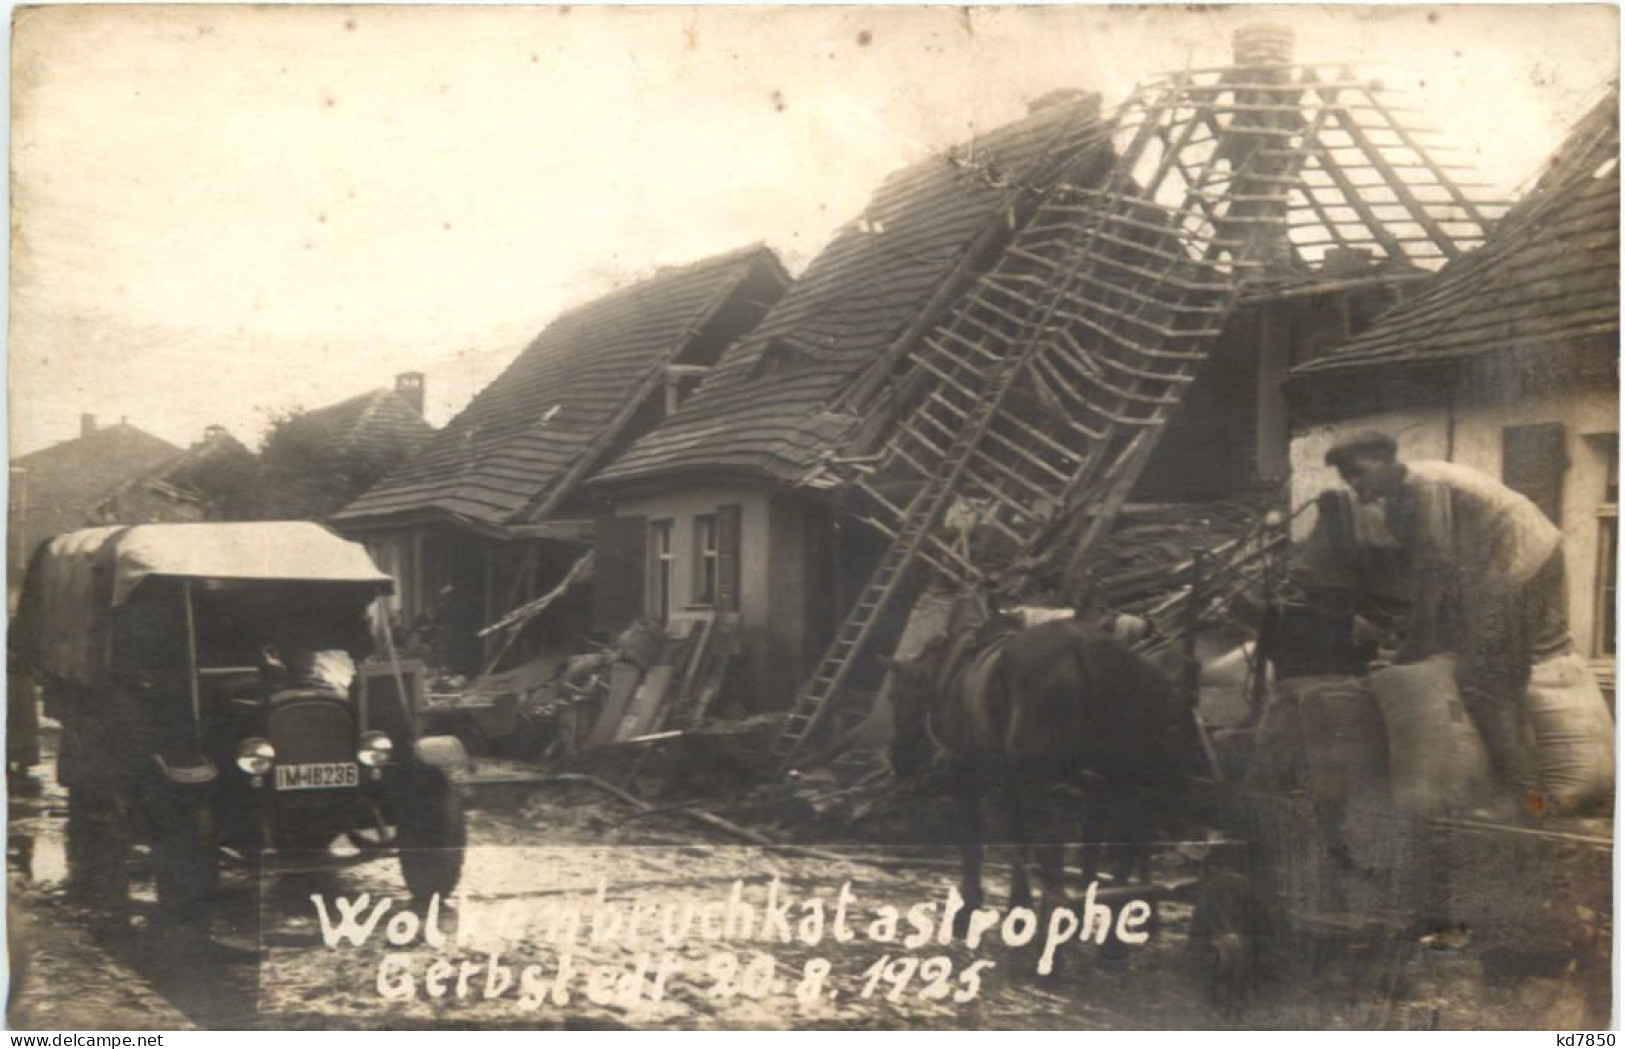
[887,611,1210,936]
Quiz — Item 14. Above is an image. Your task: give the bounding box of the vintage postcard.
[5,4,1619,1032]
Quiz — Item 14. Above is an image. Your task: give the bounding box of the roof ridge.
[512,245,772,524]
[543,243,777,329]
[339,388,393,447]
[14,421,181,465]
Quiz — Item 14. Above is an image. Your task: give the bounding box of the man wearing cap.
[1316,430,1571,795]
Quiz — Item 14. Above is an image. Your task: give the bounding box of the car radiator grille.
[268,699,353,765]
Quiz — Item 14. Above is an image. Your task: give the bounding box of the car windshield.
[109,579,378,673]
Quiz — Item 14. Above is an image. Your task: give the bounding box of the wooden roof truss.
[771,64,1506,770]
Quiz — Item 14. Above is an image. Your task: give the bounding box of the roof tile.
[335,244,785,528]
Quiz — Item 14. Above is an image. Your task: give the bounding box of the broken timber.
[770,58,1504,772]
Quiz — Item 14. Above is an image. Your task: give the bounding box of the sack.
[1246,674,1320,790]
[1293,676,1389,807]
[1526,652,1615,814]
[1372,656,1491,816]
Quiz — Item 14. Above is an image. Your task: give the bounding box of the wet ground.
[6,725,1609,1030]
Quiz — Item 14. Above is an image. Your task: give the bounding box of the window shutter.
[715,504,742,611]
[691,517,708,601]
[1502,423,1569,525]
[592,515,647,635]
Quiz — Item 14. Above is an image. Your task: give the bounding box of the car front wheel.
[395,767,466,905]
[149,797,220,924]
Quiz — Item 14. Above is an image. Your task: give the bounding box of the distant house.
[1285,89,1620,683]
[87,424,260,526]
[8,415,182,578]
[333,246,790,675]
[256,372,436,520]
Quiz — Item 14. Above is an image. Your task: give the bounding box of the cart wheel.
[1189,870,1269,1011]
[396,767,467,905]
[66,780,130,908]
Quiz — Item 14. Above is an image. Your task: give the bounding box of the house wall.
[614,486,771,705]
[1289,383,1619,663]
[611,485,834,709]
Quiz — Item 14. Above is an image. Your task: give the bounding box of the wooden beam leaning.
[1293,74,1411,261]
[1328,100,1462,258]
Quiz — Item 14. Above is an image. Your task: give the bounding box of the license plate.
[275,762,358,791]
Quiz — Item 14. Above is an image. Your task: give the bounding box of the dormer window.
[663,365,712,414]
[752,339,806,380]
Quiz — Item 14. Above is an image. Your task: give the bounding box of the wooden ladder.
[769,347,1028,772]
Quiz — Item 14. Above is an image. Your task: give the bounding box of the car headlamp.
[236,737,275,776]
[357,730,395,768]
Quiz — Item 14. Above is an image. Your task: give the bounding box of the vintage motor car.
[10,522,469,915]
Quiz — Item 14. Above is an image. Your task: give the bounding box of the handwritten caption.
[308,877,1154,1010]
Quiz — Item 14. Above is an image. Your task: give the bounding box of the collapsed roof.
[87,427,258,525]
[763,30,1514,767]
[1288,86,1619,413]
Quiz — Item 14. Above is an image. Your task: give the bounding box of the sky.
[9,4,1618,456]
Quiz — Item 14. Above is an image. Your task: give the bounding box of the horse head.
[882,630,954,778]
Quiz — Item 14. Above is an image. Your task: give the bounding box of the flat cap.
[1324,429,1398,468]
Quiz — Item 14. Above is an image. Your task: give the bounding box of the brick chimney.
[395,372,426,416]
[1223,22,1303,271]
[80,413,97,438]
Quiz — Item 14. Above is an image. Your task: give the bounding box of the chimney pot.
[80,413,97,438]
[395,371,426,416]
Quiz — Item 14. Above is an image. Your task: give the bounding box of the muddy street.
[5,732,1201,1030]
[6,724,1600,1031]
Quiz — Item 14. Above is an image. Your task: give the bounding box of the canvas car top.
[14,522,392,687]
[99,521,392,604]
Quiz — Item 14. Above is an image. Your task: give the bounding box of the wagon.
[1184,676,1614,1027]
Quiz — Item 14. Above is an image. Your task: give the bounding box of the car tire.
[396,767,466,905]
[66,779,129,907]
[150,800,220,924]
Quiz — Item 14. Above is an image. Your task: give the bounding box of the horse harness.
[923,623,1015,758]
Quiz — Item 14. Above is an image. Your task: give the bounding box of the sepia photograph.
[3,3,1619,1031]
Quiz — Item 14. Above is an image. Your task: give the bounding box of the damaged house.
[591,25,1508,762]
[86,423,259,525]
[591,92,1117,709]
[1285,87,1620,694]
[333,246,789,676]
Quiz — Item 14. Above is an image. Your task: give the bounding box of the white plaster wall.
[612,485,771,621]
[1289,385,1619,657]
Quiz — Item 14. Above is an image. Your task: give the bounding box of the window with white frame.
[365,537,409,618]
[694,513,719,606]
[648,520,675,622]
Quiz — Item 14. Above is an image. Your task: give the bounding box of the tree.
[253,409,411,520]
